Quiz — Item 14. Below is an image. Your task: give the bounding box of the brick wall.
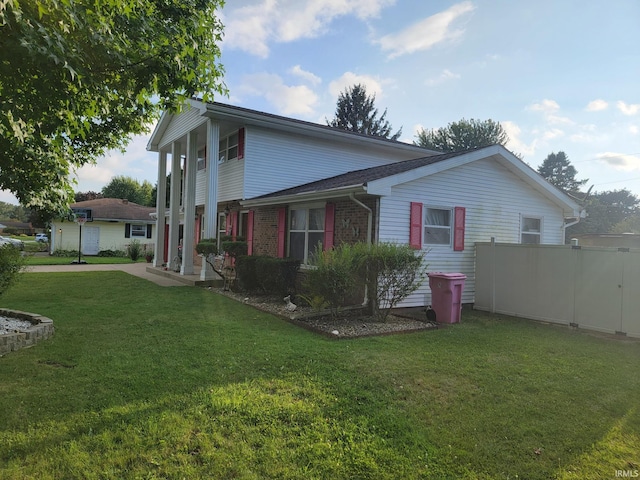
[249,196,378,257]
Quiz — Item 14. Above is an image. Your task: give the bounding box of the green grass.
[1,272,639,479]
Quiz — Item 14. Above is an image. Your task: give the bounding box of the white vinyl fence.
[475,242,640,338]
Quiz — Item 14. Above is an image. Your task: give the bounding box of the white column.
[168,141,182,271]
[181,131,197,275]
[205,119,220,238]
[153,150,167,267]
[201,119,220,280]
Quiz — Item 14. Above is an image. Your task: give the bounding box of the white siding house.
[147,101,582,307]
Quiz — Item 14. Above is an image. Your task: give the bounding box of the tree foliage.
[75,191,104,203]
[415,118,509,152]
[0,244,24,296]
[101,176,154,206]
[327,84,402,140]
[537,151,587,194]
[0,0,226,212]
[567,189,640,237]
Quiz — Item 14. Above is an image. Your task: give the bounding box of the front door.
[82,226,100,255]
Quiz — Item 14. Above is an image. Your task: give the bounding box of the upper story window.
[218,132,239,164]
[521,216,542,244]
[289,206,325,263]
[424,207,452,245]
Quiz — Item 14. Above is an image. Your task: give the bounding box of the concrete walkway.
[26,263,189,287]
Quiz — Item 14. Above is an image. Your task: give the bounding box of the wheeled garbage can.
[427,272,467,324]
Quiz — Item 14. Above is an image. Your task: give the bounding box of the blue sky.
[4,0,638,204]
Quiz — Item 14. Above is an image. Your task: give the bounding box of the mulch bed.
[212,288,439,338]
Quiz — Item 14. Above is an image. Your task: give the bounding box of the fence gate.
[475,242,640,338]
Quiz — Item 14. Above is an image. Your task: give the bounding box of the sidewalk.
[26,263,188,287]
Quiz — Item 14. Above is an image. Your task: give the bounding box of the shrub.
[355,242,428,322]
[235,255,259,292]
[236,255,300,295]
[303,244,361,320]
[127,240,142,261]
[52,249,80,257]
[195,238,218,257]
[221,241,247,259]
[98,249,126,257]
[0,244,25,296]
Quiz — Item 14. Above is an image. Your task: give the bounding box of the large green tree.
[415,118,509,152]
[101,176,154,206]
[327,84,402,140]
[0,0,226,212]
[567,189,639,237]
[537,151,587,194]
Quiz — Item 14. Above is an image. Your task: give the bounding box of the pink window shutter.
[277,207,286,258]
[238,127,245,159]
[323,203,335,250]
[247,210,254,255]
[409,202,422,249]
[454,206,466,251]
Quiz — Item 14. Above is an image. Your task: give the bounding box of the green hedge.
[235,255,300,295]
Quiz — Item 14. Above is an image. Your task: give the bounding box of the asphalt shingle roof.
[70,198,155,221]
[252,148,485,200]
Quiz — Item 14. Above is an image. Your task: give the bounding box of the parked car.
[0,236,24,250]
[35,233,48,243]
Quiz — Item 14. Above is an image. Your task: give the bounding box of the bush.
[303,244,362,320]
[221,241,247,259]
[196,238,218,257]
[236,255,300,295]
[355,242,428,322]
[52,249,80,257]
[127,240,142,261]
[98,249,126,257]
[0,244,25,296]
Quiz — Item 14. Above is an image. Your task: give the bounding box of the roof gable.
[243,145,582,216]
[70,198,155,222]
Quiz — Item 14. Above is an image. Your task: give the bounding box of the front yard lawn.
[1,272,639,479]
[24,255,145,265]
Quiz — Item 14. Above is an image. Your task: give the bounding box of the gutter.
[241,185,366,208]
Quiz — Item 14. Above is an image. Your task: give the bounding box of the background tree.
[74,191,104,203]
[101,176,154,206]
[327,84,402,140]
[567,189,640,238]
[537,151,587,194]
[415,118,509,152]
[0,0,226,212]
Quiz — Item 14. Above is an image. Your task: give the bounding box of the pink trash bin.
[428,272,467,324]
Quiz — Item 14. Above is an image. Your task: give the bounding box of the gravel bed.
[213,289,438,338]
[0,316,33,335]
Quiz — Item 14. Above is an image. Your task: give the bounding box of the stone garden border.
[0,309,54,356]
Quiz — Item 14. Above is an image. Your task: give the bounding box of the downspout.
[349,193,373,306]
[563,209,585,243]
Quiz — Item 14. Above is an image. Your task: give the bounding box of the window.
[424,208,452,245]
[218,132,239,164]
[289,206,325,263]
[131,224,146,237]
[217,213,227,249]
[521,216,541,244]
[197,147,206,171]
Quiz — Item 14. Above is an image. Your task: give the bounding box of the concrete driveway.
[26,263,188,287]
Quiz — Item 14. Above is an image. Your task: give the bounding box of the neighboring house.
[147,100,582,306]
[0,221,34,235]
[570,233,640,249]
[50,198,155,255]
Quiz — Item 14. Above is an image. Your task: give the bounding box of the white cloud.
[375,1,475,59]
[239,73,319,116]
[543,128,565,141]
[502,121,536,157]
[328,72,387,100]
[617,101,640,116]
[425,69,461,86]
[223,0,395,58]
[597,152,640,171]
[528,99,573,125]
[289,65,322,86]
[585,99,608,112]
[630,125,639,135]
